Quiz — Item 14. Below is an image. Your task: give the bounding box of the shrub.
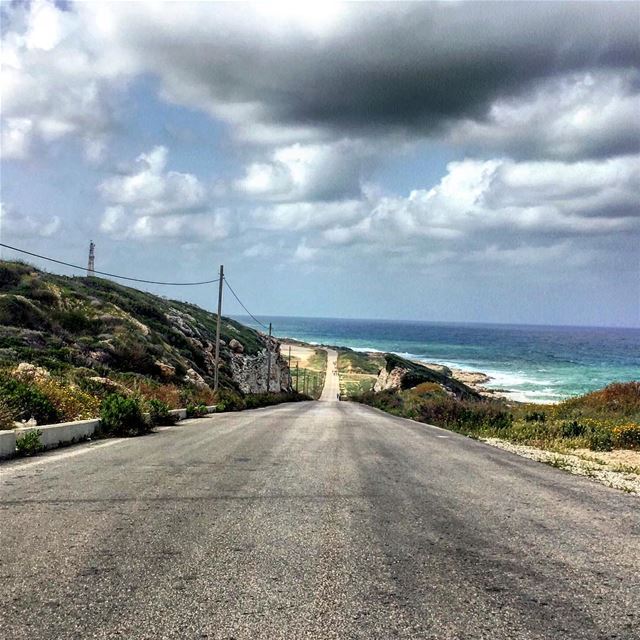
[412,382,446,396]
[134,380,182,409]
[215,389,245,412]
[612,423,640,449]
[0,373,59,424]
[561,420,586,438]
[180,385,217,408]
[588,427,614,452]
[100,394,149,436]
[35,378,100,421]
[16,429,43,456]
[186,403,208,418]
[558,382,640,421]
[525,411,546,423]
[147,399,176,426]
[0,398,16,430]
[243,391,310,409]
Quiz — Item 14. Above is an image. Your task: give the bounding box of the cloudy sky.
[1,1,639,327]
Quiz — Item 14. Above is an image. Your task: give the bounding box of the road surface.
[319,348,339,402]
[1,398,638,638]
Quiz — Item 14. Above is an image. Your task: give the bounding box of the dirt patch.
[281,342,316,368]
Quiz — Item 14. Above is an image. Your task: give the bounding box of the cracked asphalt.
[1,400,638,639]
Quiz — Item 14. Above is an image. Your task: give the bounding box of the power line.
[0,242,220,286]
[224,278,268,329]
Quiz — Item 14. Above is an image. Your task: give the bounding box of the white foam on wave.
[483,370,555,389]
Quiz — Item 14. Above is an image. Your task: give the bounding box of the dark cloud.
[105,1,639,148]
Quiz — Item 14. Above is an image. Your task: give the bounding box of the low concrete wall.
[15,419,100,451]
[169,408,187,421]
[0,430,17,459]
[1,405,217,460]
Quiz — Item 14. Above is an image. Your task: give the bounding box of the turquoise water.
[236,316,640,403]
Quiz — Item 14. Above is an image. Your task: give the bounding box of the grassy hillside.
[0,260,298,426]
[354,373,640,453]
[0,260,260,382]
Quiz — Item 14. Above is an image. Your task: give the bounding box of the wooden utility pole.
[266,322,272,393]
[214,265,224,391]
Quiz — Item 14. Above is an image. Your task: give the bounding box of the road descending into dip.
[1,364,638,639]
[319,348,339,402]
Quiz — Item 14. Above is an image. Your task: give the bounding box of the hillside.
[0,260,291,410]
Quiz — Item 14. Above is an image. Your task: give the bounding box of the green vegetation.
[0,260,265,393]
[186,403,208,418]
[337,348,385,397]
[237,391,311,410]
[338,349,385,375]
[0,398,15,430]
[0,261,303,436]
[0,372,59,424]
[99,394,150,437]
[353,380,640,452]
[146,399,176,426]
[15,429,43,456]
[209,388,310,412]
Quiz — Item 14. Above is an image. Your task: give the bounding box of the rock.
[229,341,293,394]
[229,339,244,354]
[373,366,406,392]
[155,360,176,379]
[166,310,201,338]
[184,368,208,389]
[88,377,130,393]
[88,350,111,364]
[452,370,492,386]
[14,362,50,382]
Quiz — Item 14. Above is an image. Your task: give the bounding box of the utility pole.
[87,241,95,276]
[266,322,272,393]
[296,362,299,392]
[214,265,224,392]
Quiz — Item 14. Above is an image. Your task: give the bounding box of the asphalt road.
[1,401,638,639]
[319,349,339,402]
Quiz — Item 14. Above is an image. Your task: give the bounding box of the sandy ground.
[280,342,317,368]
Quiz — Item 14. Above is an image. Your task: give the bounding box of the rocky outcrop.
[229,334,292,394]
[373,353,480,400]
[184,368,208,389]
[373,366,405,392]
[229,338,244,354]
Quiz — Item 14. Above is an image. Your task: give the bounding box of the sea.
[235,316,640,403]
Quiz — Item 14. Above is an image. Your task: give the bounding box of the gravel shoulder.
[482,437,640,495]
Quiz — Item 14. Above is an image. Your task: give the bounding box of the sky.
[1,0,639,328]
